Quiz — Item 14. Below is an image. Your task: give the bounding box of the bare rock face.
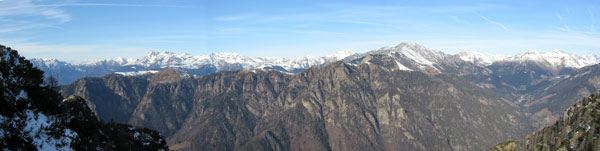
[490,93,600,151]
[63,53,532,151]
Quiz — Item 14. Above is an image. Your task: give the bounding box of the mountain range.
[31,42,599,85]
[56,42,600,150]
[31,49,356,85]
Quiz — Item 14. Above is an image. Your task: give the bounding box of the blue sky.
[0,0,598,63]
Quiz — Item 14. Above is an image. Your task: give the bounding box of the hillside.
[490,92,600,151]
[0,45,169,150]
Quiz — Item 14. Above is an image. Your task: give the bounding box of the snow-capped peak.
[327,50,356,60]
[455,51,506,66]
[366,42,447,71]
[583,53,599,63]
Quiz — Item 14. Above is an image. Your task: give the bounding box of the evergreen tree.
[0,45,169,150]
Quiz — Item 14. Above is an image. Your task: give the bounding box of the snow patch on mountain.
[394,60,413,71]
[24,110,77,151]
[115,70,160,76]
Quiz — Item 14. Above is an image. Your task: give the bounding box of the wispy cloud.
[1,3,191,10]
[215,14,257,21]
[125,35,208,44]
[478,15,511,32]
[554,12,563,20]
[334,20,398,28]
[449,16,471,25]
[426,3,504,14]
[294,23,313,28]
[0,0,72,23]
[0,0,190,33]
[589,8,596,33]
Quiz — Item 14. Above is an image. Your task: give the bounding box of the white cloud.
[40,8,71,22]
[0,0,189,33]
[0,0,71,21]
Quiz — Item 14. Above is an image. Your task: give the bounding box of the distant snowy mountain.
[455,51,506,66]
[118,50,357,72]
[455,50,600,68]
[31,50,356,85]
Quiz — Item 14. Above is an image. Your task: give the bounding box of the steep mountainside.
[63,52,532,151]
[0,45,168,150]
[490,92,600,151]
[32,50,355,85]
[523,64,600,128]
[456,49,594,101]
